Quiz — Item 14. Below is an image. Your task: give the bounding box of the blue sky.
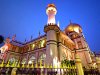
[0,0,100,52]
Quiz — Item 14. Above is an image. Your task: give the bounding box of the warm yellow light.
[32,44,35,49]
[74,27,79,33]
[41,40,45,47]
[53,57,58,68]
[50,49,53,56]
[0,45,8,53]
[21,58,26,64]
[28,60,32,64]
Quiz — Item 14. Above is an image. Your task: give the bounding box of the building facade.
[0,4,95,68]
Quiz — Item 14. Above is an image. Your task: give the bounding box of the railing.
[0,64,100,75]
[0,67,77,75]
[0,59,100,75]
[0,61,77,75]
[84,67,100,75]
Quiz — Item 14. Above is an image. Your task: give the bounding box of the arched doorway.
[38,53,46,63]
[28,56,36,64]
[9,57,18,66]
[21,58,27,64]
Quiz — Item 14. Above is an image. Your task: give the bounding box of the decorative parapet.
[44,24,60,33]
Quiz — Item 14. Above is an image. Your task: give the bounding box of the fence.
[0,67,100,75]
[0,67,77,75]
[84,67,100,75]
[0,63,100,75]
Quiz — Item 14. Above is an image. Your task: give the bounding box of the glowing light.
[41,40,45,47]
[57,21,60,27]
[50,49,52,56]
[21,58,27,64]
[48,16,56,24]
[32,44,35,49]
[46,4,57,24]
[93,63,97,68]
[74,27,79,33]
[57,61,60,68]
[28,60,32,64]
[0,45,8,53]
[53,57,58,68]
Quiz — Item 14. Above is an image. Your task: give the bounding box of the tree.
[0,35,4,44]
[61,59,75,66]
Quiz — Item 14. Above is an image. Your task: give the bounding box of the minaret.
[44,4,60,66]
[46,4,57,24]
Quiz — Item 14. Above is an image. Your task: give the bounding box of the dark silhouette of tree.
[0,35,4,44]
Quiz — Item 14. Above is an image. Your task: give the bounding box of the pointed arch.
[28,56,36,64]
[38,53,46,61]
[21,58,27,64]
[9,57,18,65]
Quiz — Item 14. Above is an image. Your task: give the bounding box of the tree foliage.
[61,59,75,66]
[0,35,4,44]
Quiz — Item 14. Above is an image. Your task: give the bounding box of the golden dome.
[65,23,82,34]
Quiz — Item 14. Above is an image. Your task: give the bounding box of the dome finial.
[69,20,72,24]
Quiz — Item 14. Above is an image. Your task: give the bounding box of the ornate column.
[75,53,84,75]
[96,57,100,71]
[44,24,60,66]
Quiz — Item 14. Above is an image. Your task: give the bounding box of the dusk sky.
[0,0,100,52]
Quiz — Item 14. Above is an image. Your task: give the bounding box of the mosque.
[0,4,96,68]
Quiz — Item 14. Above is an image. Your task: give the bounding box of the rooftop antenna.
[24,39,27,43]
[30,35,33,40]
[69,20,72,24]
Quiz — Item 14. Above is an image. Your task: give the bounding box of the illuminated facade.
[0,4,95,68]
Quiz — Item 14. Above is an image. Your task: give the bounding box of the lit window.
[41,40,45,47]
[9,57,18,65]
[32,44,35,50]
[21,58,27,64]
[39,54,46,61]
[28,56,36,64]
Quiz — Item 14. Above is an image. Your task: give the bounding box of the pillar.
[96,57,100,71]
[44,24,60,66]
[75,53,84,75]
[11,68,17,75]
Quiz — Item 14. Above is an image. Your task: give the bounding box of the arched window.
[28,56,36,64]
[40,40,46,48]
[34,42,39,49]
[38,53,46,65]
[77,41,83,49]
[31,43,35,50]
[62,53,67,60]
[9,57,18,65]
[39,54,46,61]
[21,58,27,64]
